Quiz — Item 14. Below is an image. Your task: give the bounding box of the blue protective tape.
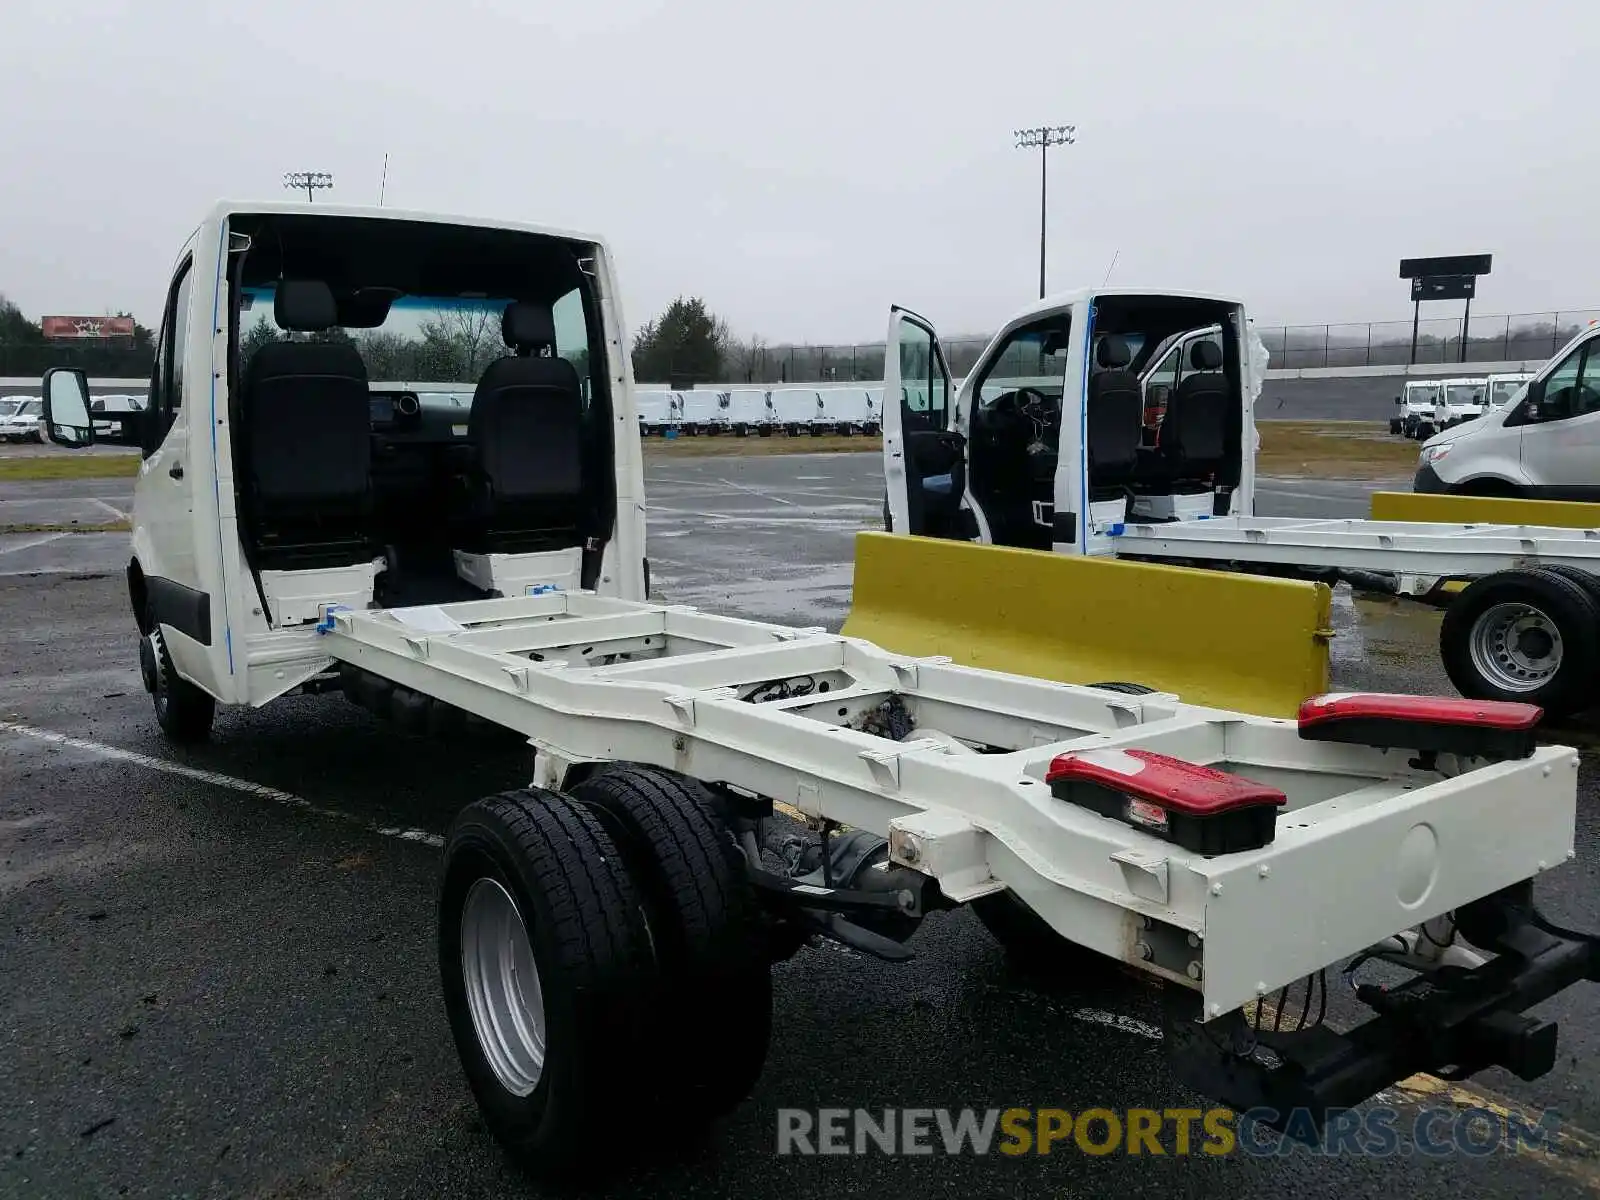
[315,605,349,634]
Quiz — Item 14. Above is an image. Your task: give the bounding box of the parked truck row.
[635,385,883,437]
[1390,372,1536,440]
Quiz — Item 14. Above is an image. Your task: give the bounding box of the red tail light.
[1297,693,1541,759]
[1045,748,1286,854]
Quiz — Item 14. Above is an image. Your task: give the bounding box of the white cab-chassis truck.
[880,293,1600,719]
[38,201,1600,1178]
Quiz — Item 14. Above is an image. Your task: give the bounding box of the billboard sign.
[40,315,137,340]
[1398,254,1492,279]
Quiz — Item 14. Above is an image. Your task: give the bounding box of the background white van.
[1416,327,1600,500]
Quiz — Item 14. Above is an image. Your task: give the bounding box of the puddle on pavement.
[1330,584,1443,669]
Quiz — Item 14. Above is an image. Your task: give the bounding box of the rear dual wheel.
[1440,567,1600,719]
[439,770,771,1179]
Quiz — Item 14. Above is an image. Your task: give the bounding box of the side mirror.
[1507,379,1546,427]
[42,367,95,448]
[1394,396,1402,405]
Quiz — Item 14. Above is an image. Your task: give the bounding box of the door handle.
[168,463,184,480]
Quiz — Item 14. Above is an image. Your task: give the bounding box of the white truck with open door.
[881,290,1600,718]
[38,205,1600,1182]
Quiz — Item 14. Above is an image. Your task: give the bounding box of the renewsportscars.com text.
[775,1106,1562,1157]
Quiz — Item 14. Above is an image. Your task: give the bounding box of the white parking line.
[91,497,130,521]
[0,720,444,848]
[716,476,797,506]
[0,532,68,555]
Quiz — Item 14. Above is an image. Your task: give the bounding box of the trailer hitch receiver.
[1164,882,1600,1144]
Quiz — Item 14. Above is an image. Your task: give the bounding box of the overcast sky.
[0,0,1592,343]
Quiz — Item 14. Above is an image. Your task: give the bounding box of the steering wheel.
[1012,387,1056,420]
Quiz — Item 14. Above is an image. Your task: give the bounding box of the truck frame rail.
[316,590,1581,1021]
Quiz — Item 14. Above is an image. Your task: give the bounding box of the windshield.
[16,399,41,417]
[977,326,1074,402]
[237,286,590,394]
[1446,385,1482,408]
[1406,383,1441,407]
[1489,379,1527,408]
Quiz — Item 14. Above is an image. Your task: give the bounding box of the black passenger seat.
[239,279,375,569]
[1151,339,1229,485]
[453,302,586,553]
[1085,335,1143,496]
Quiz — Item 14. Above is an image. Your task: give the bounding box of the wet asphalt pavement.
[4,452,1600,1199]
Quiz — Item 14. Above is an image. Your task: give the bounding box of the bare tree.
[723,331,768,383]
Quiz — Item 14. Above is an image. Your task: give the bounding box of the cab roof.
[997,285,1246,329]
[207,199,610,254]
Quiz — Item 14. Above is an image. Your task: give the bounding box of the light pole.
[283,171,334,202]
[1013,125,1075,299]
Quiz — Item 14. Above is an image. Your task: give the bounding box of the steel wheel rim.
[1468,601,1562,693]
[461,876,547,1096]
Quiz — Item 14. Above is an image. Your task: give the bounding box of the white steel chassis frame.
[1113,516,1600,594]
[318,590,1580,1020]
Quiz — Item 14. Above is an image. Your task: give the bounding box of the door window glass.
[1531,344,1600,422]
[896,318,950,431]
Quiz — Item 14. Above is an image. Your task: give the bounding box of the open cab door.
[882,306,969,538]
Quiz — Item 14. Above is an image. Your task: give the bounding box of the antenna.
[1102,249,1120,287]
[379,153,389,207]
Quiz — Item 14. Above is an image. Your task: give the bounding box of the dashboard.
[369,391,421,429]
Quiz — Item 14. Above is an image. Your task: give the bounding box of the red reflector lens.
[1298,693,1542,732]
[1044,748,1286,818]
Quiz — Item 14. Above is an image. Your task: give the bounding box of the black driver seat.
[454,302,586,554]
[1154,338,1230,482]
[1085,335,1143,495]
[239,279,375,569]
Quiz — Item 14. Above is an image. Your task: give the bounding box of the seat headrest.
[1095,335,1132,369]
[275,280,338,332]
[1189,339,1223,371]
[502,302,556,353]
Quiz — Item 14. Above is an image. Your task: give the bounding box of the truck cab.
[1484,370,1536,414]
[1434,376,1488,430]
[881,288,1259,557]
[1397,379,1444,438]
[41,200,648,730]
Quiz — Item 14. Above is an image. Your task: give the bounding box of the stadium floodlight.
[283,171,334,203]
[1013,126,1076,298]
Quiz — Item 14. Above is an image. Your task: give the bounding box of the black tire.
[1537,564,1600,607]
[1454,477,1520,498]
[882,493,892,532]
[1439,568,1600,718]
[569,765,772,1119]
[439,788,658,1181]
[1086,681,1158,695]
[970,891,1115,982]
[145,610,215,743]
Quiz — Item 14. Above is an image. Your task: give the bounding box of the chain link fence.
[721,310,1600,384]
[7,308,1598,384]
